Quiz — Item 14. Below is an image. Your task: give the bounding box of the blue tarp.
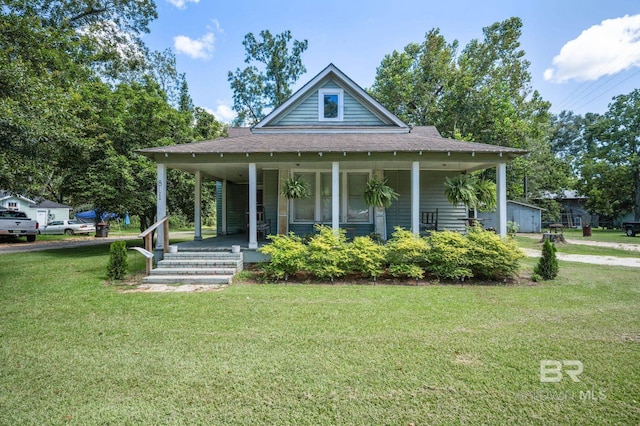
[75,210,118,222]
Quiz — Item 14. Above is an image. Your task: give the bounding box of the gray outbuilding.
[478,200,544,233]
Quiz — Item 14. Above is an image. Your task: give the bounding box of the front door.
[36,210,47,226]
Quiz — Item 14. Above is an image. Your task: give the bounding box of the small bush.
[426,231,472,280]
[534,239,559,280]
[259,232,307,280]
[347,236,387,280]
[306,225,349,281]
[386,227,429,279]
[107,240,128,280]
[466,227,524,280]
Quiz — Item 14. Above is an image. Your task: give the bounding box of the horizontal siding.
[384,170,412,235]
[420,171,466,232]
[226,182,248,234]
[262,170,279,237]
[384,170,466,234]
[275,79,386,126]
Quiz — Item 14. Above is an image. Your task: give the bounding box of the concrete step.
[150,267,237,276]
[142,274,234,285]
[164,252,242,260]
[157,259,243,268]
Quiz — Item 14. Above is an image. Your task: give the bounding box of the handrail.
[139,215,170,255]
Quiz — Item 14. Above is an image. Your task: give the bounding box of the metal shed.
[478,200,544,233]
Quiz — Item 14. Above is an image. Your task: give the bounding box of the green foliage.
[259,232,307,280]
[534,239,559,280]
[444,174,496,213]
[107,240,128,280]
[363,177,399,208]
[507,221,519,237]
[306,225,349,281]
[280,175,310,199]
[426,231,472,280]
[347,236,387,279]
[228,30,308,126]
[386,227,429,279]
[466,227,524,280]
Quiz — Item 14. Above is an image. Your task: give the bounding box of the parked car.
[39,220,96,235]
[0,210,39,242]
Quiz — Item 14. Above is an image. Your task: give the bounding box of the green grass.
[0,248,638,425]
[515,236,640,258]
[556,228,637,244]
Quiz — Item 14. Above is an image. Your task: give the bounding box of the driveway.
[0,235,139,254]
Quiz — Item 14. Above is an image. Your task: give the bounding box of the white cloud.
[212,103,236,124]
[173,32,215,59]
[544,14,640,83]
[210,19,224,33]
[167,0,200,9]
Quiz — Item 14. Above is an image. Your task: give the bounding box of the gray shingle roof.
[138,126,526,156]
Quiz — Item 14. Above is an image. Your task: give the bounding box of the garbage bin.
[582,225,591,237]
[95,222,109,238]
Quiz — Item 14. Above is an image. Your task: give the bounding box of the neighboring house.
[478,200,544,233]
[539,190,592,228]
[0,191,71,226]
[138,64,527,250]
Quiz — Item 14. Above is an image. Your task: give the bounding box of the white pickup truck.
[0,210,39,242]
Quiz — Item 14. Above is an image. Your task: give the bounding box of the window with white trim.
[291,171,371,224]
[346,172,369,222]
[318,89,343,121]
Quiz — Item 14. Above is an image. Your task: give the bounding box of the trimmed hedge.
[259,225,524,283]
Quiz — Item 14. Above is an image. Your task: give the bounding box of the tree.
[576,89,640,221]
[228,30,308,126]
[370,18,552,199]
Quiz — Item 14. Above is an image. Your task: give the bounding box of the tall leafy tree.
[578,89,640,221]
[228,30,308,126]
[370,18,553,198]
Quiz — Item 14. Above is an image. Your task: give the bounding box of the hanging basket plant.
[364,177,399,208]
[280,175,310,199]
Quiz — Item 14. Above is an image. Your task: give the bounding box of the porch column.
[411,161,420,235]
[278,170,289,234]
[221,179,227,234]
[155,163,167,259]
[496,162,507,238]
[248,163,258,249]
[194,170,202,241]
[332,161,340,231]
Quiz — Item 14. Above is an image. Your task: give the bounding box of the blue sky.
[144,0,640,123]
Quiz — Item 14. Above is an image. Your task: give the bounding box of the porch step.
[141,251,243,286]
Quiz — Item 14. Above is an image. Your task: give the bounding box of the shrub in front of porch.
[385,227,429,279]
[425,230,472,280]
[259,233,307,280]
[465,226,524,280]
[306,226,350,281]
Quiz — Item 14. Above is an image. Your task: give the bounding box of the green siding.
[216,181,222,236]
[420,171,466,232]
[262,170,278,236]
[384,170,412,235]
[227,182,248,234]
[274,79,386,126]
[384,170,466,235]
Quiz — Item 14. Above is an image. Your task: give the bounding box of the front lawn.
[0,247,638,425]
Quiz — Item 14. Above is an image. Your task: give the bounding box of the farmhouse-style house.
[139,64,526,252]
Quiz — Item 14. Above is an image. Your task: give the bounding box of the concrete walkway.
[521,248,640,268]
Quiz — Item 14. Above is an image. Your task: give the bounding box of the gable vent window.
[318,89,343,121]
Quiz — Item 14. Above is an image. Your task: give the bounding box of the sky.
[143,0,640,123]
